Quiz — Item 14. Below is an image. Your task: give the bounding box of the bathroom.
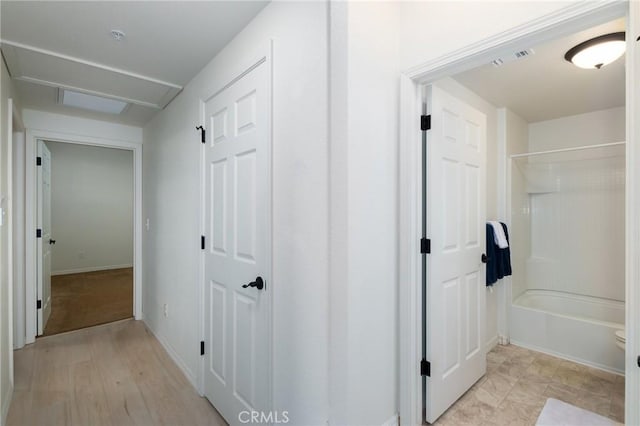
[447,15,627,422]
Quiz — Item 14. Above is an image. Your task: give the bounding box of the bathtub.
[511,289,625,374]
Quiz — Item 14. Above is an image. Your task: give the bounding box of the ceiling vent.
[491,48,535,67]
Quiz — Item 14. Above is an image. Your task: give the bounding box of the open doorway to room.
[37,140,134,336]
[423,16,626,425]
[398,3,635,425]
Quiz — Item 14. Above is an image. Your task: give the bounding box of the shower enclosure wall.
[508,109,625,374]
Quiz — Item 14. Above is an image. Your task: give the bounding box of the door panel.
[425,85,487,423]
[37,140,52,334]
[209,280,227,383]
[234,150,257,263]
[203,60,270,425]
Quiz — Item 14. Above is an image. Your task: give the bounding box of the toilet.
[615,329,626,351]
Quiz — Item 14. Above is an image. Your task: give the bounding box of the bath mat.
[536,398,621,426]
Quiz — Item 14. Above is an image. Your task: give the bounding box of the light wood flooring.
[8,319,226,426]
[434,344,625,425]
[8,319,625,426]
[44,268,134,336]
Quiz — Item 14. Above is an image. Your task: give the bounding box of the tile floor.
[433,344,625,425]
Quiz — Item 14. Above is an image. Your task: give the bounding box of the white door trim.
[197,40,273,415]
[5,99,16,392]
[625,2,639,425]
[10,99,25,352]
[398,2,632,425]
[24,130,142,345]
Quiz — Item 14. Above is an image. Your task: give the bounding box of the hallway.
[7,320,226,426]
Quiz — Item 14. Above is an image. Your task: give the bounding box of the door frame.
[398,1,634,425]
[24,130,143,344]
[197,39,274,413]
[5,98,23,392]
[36,140,52,335]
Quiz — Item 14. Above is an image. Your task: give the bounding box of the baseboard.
[52,264,133,276]
[1,383,13,426]
[381,413,399,426]
[485,335,499,353]
[510,339,624,376]
[143,319,199,391]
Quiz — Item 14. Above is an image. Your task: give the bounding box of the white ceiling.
[453,18,625,123]
[1,1,269,126]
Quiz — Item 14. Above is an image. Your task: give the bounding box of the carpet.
[536,398,622,426]
[43,268,133,336]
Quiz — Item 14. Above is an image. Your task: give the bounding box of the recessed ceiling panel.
[61,90,128,114]
[14,80,158,127]
[2,42,180,109]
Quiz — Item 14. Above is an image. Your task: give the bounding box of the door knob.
[242,276,264,290]
[481,253,488,263]
[49,239,56,245]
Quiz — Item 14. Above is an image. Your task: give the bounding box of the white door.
[425,84,487,423]
[203,60,271,425]
[37,140,52,335]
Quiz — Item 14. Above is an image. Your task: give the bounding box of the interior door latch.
[242,276,264,290]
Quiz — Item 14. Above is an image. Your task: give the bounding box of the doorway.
[398,2,638,425]
[426,16,625,423]
[199,45,273,424]
[22,131,142,345]
[37,141,134,336]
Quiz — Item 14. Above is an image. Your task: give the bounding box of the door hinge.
[201,235,205,250]
[420,238,431,254]
[37,300,42,309]
[36,229,42,238]
[196,125,205,143]
[36,156,42,166]
[200,341,205,356]
[421,359,431,377]
[420,115,431,131]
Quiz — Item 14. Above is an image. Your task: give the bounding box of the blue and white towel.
[486,222,512,286]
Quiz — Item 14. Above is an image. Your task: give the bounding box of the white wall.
[529,106,625,151]
[399,1,573,71]
[22,110,143,145]
[46,141,133,275]
[142,2,329,425]
[1,56,22,426]
[342,3,400,424]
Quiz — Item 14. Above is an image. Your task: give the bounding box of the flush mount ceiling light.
[564,32,625,69]
[58,89,128,114]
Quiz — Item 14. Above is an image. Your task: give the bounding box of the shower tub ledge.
[510,289,624,374]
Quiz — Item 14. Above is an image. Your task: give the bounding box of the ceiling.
[1,1,269,126]
[453,18,625,123]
